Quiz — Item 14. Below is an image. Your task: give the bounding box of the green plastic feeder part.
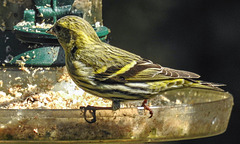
[10,47,65,66]
[14,24,110,44]
[14,0,82,44]
[24,9,35,24]
[34,0,76,22]
[10,0,110,66]
[10,26,110,66]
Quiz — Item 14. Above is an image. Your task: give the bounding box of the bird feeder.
[1,0,109,66]
[0,0,233,143]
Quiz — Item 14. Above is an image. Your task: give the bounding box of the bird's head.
[47,15,100,49]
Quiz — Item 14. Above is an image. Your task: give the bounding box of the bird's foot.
[141,99,153,118]
[80,105,113,123]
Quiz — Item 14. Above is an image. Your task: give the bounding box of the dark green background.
[103,0,239,143]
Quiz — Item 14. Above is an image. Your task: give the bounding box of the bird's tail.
[187,79,225,91]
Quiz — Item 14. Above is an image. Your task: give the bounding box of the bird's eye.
[55,25,62,32]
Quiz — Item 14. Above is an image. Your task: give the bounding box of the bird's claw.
[80,105,97,123]
[141,99,153,118]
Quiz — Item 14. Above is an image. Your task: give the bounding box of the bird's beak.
[46,27,55,35]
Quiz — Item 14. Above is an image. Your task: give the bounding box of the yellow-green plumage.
[47,15,223,106]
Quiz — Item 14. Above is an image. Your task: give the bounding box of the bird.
[47,15,223,122]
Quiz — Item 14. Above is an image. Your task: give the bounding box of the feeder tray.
[0,86,233,142]
[0,62,234,142]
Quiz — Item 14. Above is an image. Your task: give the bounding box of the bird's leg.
[112,100,121,110]
[141,99,153,118]
[80,100,121,123]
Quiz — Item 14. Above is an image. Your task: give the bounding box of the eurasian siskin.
[47,15,223,120]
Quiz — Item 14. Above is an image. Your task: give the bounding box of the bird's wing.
[95,59,200,83]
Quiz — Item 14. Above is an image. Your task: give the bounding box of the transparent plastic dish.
[0,87,233,143]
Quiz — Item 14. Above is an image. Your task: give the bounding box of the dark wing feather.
[95,59,200,82]
[123,60,200,81]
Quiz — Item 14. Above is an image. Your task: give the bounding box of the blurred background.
[103,0,239,143]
